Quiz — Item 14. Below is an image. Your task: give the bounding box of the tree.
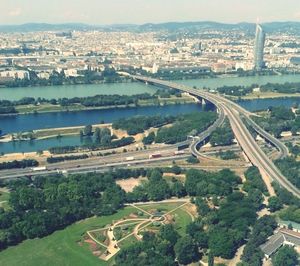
[273,246,298,266]
[159,224,179,246]
[171,181,186,198]
[83,125,93,136]
[195,197,210,216]
[186,156,199,164]
[142,132,155,145]
[209,228,237,259]
[268,196,283,212]
[175,235,200,265]
[93,128,101,143]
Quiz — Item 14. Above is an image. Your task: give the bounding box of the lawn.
[172,208,194,236]
[0,202,194,266]
[137,202,184,213]
[0,207,136,266]
[0,190,10,210]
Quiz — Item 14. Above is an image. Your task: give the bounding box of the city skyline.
[1,0,300,25]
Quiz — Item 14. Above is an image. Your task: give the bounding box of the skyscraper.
[253,24,266,71]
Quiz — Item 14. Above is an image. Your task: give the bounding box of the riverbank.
[0,95,195,117]
[0,123,116,143]
[233,91,300,100]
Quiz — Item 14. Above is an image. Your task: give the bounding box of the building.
[260,228,300,259]
[253,24,266,71]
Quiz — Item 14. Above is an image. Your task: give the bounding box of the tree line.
[0,159,38,170]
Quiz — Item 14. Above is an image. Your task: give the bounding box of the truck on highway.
[31,166,47,172]
[174,150,185,155]
[57,169,68,174]
[126,156,135,161]
[149,153,162,159]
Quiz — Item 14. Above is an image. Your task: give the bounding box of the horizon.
[1,0,300,25]
[1,19,300,27]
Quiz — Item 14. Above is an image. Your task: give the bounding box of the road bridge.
[131,75,300,198]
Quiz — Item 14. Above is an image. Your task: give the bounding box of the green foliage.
[243,166,268,195]
[218,150,238,160]
[210,120,234,147]
[0,169,154,250]
[170,181,187,198]
[113,115,175,135]
[126,169,171,202]
[185,168,241,197]
[142,132,155,145]
[241,215,277,265]
[158,224,179,246]
[279,206,300,223]
[47,154,88,164]
[155,112,217,144]
[273,246,299,266]
[268,196,283,212]
[186,156,199,164]
[276,157,300,189]
[115,231,175,266]
[209,227,237,259]
[254,107,299,138]
[0,159,38,170]
[174,235,200,265]
[195,198,211,216]
[83,125,93,136]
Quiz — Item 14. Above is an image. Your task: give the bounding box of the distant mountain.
[0,23,98,32]
[0,21,300,34]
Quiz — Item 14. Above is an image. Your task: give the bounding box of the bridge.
[131,75,300,198]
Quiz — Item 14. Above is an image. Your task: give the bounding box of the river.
[1,74,300,101]
[1,74,300,154]
[0,103,213,154]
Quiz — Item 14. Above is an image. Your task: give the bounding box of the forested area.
[0,87,183,114]
[253,106,300,137]
[47,126,134,154]
[0,94,153,114]
[46,154,89,164]
[113,115,176,135]
[0,168,149,250]
[4,68,122,88]
[0,159,38,170]
[155,112,217,144]
[276,157,300,189]
[113,111,217,142]
[48,136,134,154]
[119,167,271,264]
[0,162,286,265]
[241,216,277,265]
[216,81,300,97]
[210,120,234,146]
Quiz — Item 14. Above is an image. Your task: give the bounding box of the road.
[132,75,300,198]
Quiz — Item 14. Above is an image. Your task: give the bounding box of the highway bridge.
[131,75,300,198]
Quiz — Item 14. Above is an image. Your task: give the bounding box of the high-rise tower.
[253,24,266,71]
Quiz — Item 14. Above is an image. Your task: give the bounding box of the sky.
[1,0,300,25]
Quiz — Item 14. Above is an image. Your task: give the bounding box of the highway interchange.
[1,75,299,199]
[132,75,300,198]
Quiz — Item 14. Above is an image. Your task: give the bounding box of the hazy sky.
[1,0,300,25]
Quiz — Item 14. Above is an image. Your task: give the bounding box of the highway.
[1,74,296,198]
[132,75,300,198]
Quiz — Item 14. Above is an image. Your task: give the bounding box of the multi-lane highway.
[1,74,298,198]
[132,75,300,198]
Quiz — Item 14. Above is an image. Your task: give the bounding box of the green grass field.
[0,207,136,266]
[0,191,10,210]
[0,202,194,266]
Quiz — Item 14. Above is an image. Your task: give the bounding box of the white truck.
[32,166,47,172]
[126,156,135,161]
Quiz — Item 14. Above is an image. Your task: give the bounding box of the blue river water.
[0,103,213,154]
[1,74,300,154]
